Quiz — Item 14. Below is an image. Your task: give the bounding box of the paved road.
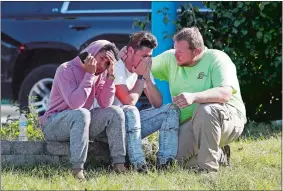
[1,104,20,123]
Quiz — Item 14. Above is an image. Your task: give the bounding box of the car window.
[1,1,64,17]
[65,1,208,11]
[66,1,151,12]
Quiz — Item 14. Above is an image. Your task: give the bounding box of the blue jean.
[123,104,180,166]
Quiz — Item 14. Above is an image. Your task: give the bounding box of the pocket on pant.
[231,109,245,141]
[229,126,244,143]
[222,114,244,145]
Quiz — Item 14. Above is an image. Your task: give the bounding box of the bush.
[1,98,44,140]
[134,1,282,122]
[1,115,44,141]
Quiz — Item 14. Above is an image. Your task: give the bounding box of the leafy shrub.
[1,98,44,140]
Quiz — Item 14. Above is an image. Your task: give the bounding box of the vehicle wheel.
[18,64,58,116]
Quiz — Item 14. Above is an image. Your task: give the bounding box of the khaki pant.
[176,103,246,171]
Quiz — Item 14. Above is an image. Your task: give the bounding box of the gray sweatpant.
[42,106,126,169]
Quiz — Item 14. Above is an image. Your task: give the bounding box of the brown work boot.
[113,163,127,173]
[72,169,86,180]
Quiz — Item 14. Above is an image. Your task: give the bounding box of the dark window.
[67,1,151,11]
[67,1,207,11]
[1,1,63,17]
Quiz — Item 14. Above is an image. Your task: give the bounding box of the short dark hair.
[174,27,204,51]
[128,31,158,50]
[99,43,119,60]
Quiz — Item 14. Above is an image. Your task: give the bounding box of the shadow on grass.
[240,121,281,140]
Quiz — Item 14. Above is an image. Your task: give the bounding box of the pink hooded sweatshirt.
[39,40,115,125]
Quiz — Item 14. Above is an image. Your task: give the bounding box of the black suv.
[1,1,208,115]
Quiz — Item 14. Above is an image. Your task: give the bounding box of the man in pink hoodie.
[39,40,126,180]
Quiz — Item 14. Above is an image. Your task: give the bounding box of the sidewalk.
[1,104,20,123]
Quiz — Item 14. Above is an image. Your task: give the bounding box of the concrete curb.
[1,140,111,166]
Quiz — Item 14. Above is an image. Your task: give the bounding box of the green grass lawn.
[1,133,281,190]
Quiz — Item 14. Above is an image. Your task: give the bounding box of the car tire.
[18,64,58,115]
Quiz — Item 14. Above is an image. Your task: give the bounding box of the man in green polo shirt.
[151,27,246,172]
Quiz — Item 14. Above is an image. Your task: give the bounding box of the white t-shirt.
[113,59,156,106]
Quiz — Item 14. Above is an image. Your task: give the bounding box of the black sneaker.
[220,145,231,166]
[135,162,149,174]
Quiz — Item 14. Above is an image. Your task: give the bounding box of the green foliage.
[133,13,151,31]
[133,1,282,122]
[1,97,44,140]
[1,119,19,140]
[1,118,44,141]
[197,1,281,122]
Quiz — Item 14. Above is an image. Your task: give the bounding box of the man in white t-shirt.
[113,31,180,173]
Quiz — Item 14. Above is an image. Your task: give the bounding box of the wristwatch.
[137,75,146,81]
[107,74,115,80]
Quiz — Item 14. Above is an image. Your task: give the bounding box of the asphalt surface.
[1,104,20,123]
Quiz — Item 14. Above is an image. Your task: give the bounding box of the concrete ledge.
[1,141,46,155]
[13,141,45,155]
[1,140,111,166]
[1,141,11,155]
[2,155,60,165]
[1,139,155,166]
[46,141,69,156]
